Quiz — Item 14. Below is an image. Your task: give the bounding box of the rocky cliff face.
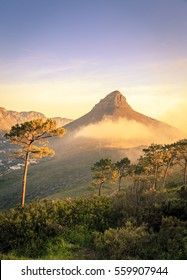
[0,107,72,130]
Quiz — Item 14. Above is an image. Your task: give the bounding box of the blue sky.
[0,0,187,129]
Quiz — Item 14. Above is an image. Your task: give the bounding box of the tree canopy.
[115,157,131,191]
[91,158,118,195]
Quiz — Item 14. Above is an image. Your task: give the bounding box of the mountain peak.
[97,90,127,108]
[105,90,123,98]
[64,90,137,131]
[65,90,179,135]
[90,90,132,118]
[104,90,124,99]
[99,90,126,107]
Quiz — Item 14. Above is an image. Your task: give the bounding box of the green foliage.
[94,222,157,259]
[115,157,131,191]
[42,237,73,260]
[0,201,62,258]
[56,195,119,232]
[175,139,187,185]
[93,216,187,260]
[158,216,187,259]
[138,140,187,189]
[161,199,187,221]
[63,225,92,247]
[91,158,119,195]
[4,119,66,145]
[178,185,187,200]
[0,196,119,258]
[1,188,186,260]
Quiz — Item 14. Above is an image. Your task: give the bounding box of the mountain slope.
[0,107,72,130]
[65,90,178,133]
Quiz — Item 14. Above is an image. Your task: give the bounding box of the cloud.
[74,119,181,148]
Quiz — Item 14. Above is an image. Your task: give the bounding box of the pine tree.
[4,119,67,206]
[115,157,131,191]
[91,158,118,195]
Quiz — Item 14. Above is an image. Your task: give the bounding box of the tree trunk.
[98,182,103,196]
[153,164,158,189]
[162,159,172,190]
[21,151,30,207]
[118,177,122,192]
[184,161,187,185]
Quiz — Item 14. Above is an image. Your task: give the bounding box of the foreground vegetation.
[0,136,186,259]
[0,184,187,260]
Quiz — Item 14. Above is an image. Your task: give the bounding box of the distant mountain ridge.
[65,90,179,134]
[0,107,72,130]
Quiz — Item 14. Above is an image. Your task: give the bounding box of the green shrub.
[0,194,186,260]
[157,216,187,259]
[42,237,72,260]
[63,225,92,247]
[57,195,119,231]
[0,196,118,257]
[0,201,62,257]
[93,222,157,259]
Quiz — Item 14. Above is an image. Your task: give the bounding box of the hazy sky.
[0,0,187,125]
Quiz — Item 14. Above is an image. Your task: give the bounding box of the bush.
[0,194,186,259]
[0,201,62,258]
[63,225,92,247]
[93,222,157,259]
[0,196,118,258]
[157,216,187,259]
[57,195,119,232]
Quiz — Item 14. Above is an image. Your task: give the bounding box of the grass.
[0,240,98,260]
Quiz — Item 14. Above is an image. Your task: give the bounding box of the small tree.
[175,139,187,185]
[130,163,149,189]
[161,144,178,189]
[115,157,131,191]
[141,144,164,189]
[91,158,118,195]
[4,119,67,206]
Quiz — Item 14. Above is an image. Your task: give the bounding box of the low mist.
[75,118,183,148]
